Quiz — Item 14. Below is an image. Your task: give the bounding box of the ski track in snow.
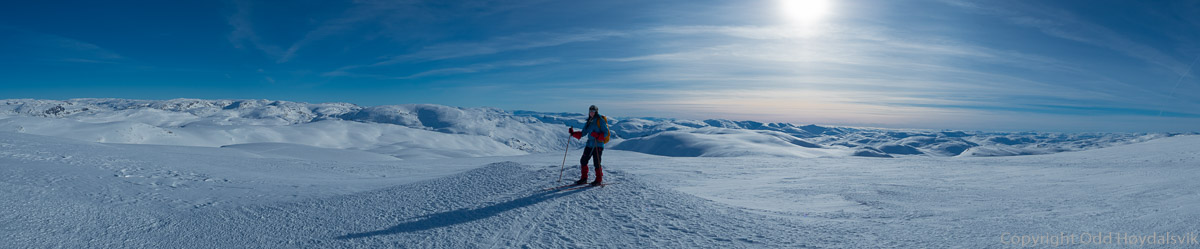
[3,131,1200,248]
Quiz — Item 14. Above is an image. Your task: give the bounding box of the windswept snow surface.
[1,98,1182,159]
[4,131,1199,248]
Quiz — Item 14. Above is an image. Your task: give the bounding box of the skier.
[569,105,610,186]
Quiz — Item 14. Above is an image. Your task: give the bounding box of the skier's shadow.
[336,188,586,239]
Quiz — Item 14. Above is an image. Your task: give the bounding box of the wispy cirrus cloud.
[932,0,1200,121]
[324,30,626,76]
[233,0,556,63]
[50,40,125,65]
[396,58,559,79]
[939,0,1190,76]
[1,26,128,65]
[226,1,283,58]
[387,30,626,63]
[324,58,559,79]
[275,0,422,63]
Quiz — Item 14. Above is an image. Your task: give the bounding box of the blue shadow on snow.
[336,188,585,239]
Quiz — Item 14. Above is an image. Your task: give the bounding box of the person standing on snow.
[569,105,610,186]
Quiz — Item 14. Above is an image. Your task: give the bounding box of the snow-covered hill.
[3,130,1198,248]
[0,98,1183,159]
[611,128,840,157]
[0,99,556,159]
[2,99,1197,248]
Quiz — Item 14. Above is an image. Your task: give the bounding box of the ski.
[559,182,616,191]
[543,183,585,191]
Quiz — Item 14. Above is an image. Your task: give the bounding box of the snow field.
[4,132,1200,247]
[3,98,1179,160]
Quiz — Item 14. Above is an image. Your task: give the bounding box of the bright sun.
[779,0,832,25]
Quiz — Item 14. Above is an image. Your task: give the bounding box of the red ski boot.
[590,166,604,186]
[574,164,589,185]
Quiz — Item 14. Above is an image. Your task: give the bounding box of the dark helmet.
[588,105,598,112]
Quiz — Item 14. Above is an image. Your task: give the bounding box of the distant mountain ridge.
[0,98,1187,158]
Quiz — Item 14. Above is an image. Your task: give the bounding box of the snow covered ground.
[3,98,1199,248]
[4,130,1199,248]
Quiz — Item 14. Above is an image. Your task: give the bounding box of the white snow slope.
[4,130,1199,248]
[0,99,550,159]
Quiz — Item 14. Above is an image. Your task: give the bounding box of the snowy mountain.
[3,98,1199,248]
[0,98,1184,159]
[0,99,554,159]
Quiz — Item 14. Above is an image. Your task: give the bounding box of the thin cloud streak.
[324,30,627,76]
[2,27,129,65]
[276,0,422,63]
[940,0,1190,75]
[322,58,559,80]
[47,37,123,61]
[226,1,283,58]
[397,58,559,79]
[396,31,626,62]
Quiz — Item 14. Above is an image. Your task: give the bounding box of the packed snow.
[3,98,1199,248]
[4,130,1200,247]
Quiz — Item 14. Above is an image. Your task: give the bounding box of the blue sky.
[1,0,1198,132]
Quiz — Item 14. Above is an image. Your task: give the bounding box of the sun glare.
[779,0,832,25]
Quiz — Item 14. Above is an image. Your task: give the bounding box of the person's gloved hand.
[569,128,582,139]
[590,132,603,139]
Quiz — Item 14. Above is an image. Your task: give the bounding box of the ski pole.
[558,126,572,182]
